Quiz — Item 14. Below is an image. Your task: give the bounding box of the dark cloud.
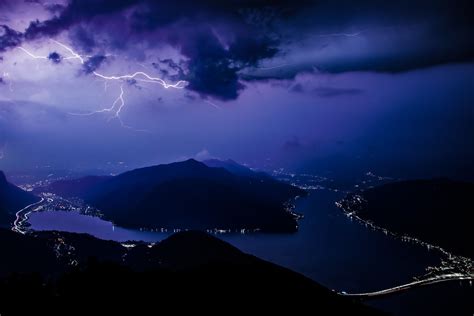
[127,0,295,31]
[178,29,245,100]
[2,0,473,99]
[48,51,61,64]
[229,36,278,67]
[15,0,284,99]
[152,59,186,82]
[69,25,96,53]
[244,0,474,79]
[127,3,281,100]
[82,55,107,74]
[126,78,142,90]
[175,39,273,99]
[23,0,137,40]
[43,3,66,15]
[0,25,22,52]
[153,22,280,100]
[158,59,183,73]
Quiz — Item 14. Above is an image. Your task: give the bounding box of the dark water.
[28,189,439,291]
[27,189,472,314]
[28,210,170,242]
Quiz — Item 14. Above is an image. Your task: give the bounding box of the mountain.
[340,178,473,258]
[0,171,40,227]
[0,229,381,314]
[37,159,306,232]
[203,158,271,179]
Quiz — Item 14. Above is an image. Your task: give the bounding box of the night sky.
[0,0,473,178]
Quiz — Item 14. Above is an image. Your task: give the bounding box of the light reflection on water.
[28,189,441,293]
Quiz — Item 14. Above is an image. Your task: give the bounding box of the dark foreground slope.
[341,178,473,258]
[37,159,306,232]
[0,229,381,314]
[0,229,59,278]
[0,171,40,227]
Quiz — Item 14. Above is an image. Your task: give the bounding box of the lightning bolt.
[16,40,188,131]
[105,85,150,133]
[68,85,150,133]
[316,31,362,37]
[50,40,92,62]
[16,47,48,59]
[204,100,222,110]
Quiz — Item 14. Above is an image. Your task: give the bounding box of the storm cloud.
[0,0,470,100]
[82,54,107,74]
[0,25,22,52]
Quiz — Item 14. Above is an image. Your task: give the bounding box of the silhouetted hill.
[37,160,306,232]
[0,229,382,314]
[0,229,59,278]
[341,178,473,258]
[124,230,248,270]
[90,160,305,231]
[0,171,40,227]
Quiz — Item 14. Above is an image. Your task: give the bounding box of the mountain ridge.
[340,178,473,258]
[34,159,306,232]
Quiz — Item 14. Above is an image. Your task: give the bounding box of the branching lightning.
[50,40,187,89]
[16,40,188,132]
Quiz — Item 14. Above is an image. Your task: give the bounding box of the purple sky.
[0,0,473,179]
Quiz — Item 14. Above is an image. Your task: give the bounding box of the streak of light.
[204,100,222,110]
[16,47,48,59]
[316,31,362,37]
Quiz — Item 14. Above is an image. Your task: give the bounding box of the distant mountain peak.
[164,158,205,168]
[182,158,204,165]
[202,158,271,179]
